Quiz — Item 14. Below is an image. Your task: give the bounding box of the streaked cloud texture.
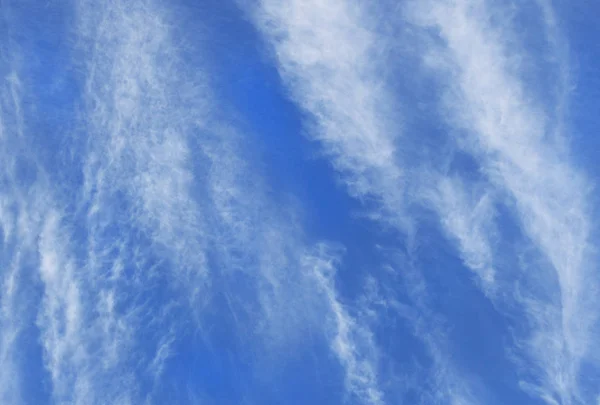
[1,0,598,404]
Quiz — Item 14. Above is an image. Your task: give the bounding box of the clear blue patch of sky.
[3,0,86,195]
[414,221,541,405]
[10,264,51,404]
[558,1,600,179]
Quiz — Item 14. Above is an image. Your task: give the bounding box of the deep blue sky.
[0,1,599,404]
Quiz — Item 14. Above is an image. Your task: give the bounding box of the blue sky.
[1,0,599,404]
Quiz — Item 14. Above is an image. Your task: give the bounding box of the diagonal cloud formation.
[247,0,479,403]
[305,244,384,405]
[407,0,599,403]
[70,2,385,404]
[247,1,403,402]
[75,0,209,291]
[250,0,600,403]
[36,208,143,405]
[0,62,31,405]
[250,0,404,222]
[0,47,140,405]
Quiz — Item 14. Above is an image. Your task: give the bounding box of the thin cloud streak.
[408,0,599,402]
[251,0,404,222]
[5,0,592,404]
[249,0,478,402]
[306,245,385,405]
[73,2,387,404]
[426,175,497,292]
[0,67,139,405]
[0,35,54,402]
[35,200,153,405]
[0,71,29,405]
[247,1,407,401]
[378,252,481,405]
[203,135,387,405]
[0,1,192,403]
[65,1,212,401]
[76,0,209,292]
[251,0,600,403]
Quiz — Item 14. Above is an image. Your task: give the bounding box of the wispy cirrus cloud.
[0,0,491,404]
[0,57,140,405]
[245,1,412,401]
[0,2,190,403]
[367,249,482,405]
[397,269,480,405]
[250,0,599,403]
[305,245,385,405]
[0,72,29,405]
[36,209,140,405]
[407,0,599,402]
[4,1,593,404]
[249,0,404,221]
[18,2,207,403]
[248,0,480,402]
[70,2,387,404]
[199,132,387,404]
[75,0,209,290]
[425,175,498,292]
[0,30,53,402]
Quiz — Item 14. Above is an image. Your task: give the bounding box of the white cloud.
[35,201,149,405]
[250,0,600,402]
[72,3,390,404]
[0,210,27,405]
[202,137,388,404]
[246,2,412,400]
[305,245,385,405]
[75,0,209,290]
[0,65,42,405]
[383,254,481,405]
[250,0,404,220]
[248,0,481,402]
[0,5,152,404]
[407,0,598,402]
[37,210,90,404]
[425,175,497,291]
[7,0,584,404]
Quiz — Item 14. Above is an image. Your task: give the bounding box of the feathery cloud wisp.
[249,0,479,402]
[252,0,599,403]
[76,0,209,290]
[73,2,388,403]
[407,0,598,402]
[251,0,404,218]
